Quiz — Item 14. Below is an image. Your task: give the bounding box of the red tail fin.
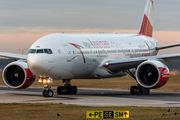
[138,0,154,37]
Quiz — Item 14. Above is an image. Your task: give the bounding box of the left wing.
[0,52,27,60]
[103,53,180,73]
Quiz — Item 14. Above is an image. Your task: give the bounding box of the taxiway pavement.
[0,86,180,107]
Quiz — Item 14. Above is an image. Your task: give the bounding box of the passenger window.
[37,49,44,53]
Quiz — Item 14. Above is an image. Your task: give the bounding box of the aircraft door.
[64,45,72,62]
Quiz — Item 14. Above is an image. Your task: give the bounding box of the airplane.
[1,0,180,97]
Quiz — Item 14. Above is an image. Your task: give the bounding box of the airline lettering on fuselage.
[69,39,110,63]
[87,39,110,49]
[142,53,150,56]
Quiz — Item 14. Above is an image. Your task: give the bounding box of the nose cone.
[27,54,43,75]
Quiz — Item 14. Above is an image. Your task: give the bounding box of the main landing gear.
[57,79,77,95]
[125,69,150,95]
[130,85,150,95]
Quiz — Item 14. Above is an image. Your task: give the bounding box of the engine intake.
[136,60,170,89]
[3,61,36,89]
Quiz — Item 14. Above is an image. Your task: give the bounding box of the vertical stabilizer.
[138,0,154,37]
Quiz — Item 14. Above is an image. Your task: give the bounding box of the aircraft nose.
[27,54,43,75]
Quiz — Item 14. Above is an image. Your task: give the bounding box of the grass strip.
[0,103,180,120]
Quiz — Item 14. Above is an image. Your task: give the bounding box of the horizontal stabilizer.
[156,43,180,50]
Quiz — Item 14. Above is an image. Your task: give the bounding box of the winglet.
[138,0,154,37]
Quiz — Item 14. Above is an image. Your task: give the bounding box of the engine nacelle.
[136,60,170,89]
[2,61,36,89]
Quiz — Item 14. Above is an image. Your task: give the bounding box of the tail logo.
[150,0,153,4]
[139,0,154,37]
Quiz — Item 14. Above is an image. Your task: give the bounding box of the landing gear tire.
[43,89,47,97]
[145,88,150,94]
[130,86,135,95]
[42,89,54,97]
[57,86,62,95]
[46,89,54,97]
[130,86,150,95]
[42,84,54,98]
[57,79,77,95]
[57,86,77,95]
[73,86,77,94]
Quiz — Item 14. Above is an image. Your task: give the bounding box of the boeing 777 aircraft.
[1,0,180,97]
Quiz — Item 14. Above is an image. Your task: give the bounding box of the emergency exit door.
[64,45,72,62]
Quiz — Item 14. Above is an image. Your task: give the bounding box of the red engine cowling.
[2,61,36,89]
[136,60,170,89]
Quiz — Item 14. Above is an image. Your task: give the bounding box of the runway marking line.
[86,111,129,119]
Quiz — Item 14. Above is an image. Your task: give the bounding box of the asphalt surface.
[0,86,180,107]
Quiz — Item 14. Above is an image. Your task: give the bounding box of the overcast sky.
[0,0,179,54]
[0,0,179,32]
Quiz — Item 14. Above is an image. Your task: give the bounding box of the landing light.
[105,62,109,66]
[38,79,42,83]
[38,77,53,84]
[43,80,46,83]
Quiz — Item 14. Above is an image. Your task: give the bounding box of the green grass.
[0,103,180,120]
[0,75,180,120]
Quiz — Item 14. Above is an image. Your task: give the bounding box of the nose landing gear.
[38,77,54,97]
[57,79,77,95]
[42,85,54,97]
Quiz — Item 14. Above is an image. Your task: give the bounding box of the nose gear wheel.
[42,85,54,97]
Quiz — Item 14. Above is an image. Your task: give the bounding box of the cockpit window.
[31,49,37,53]
[28,49,33,53]
[48,49,53,54]
[44,49,49,54]
[28,49,36,53]
[37,49,44,53]
[28,49,53,54]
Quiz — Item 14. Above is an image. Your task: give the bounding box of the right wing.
[0,52,27,60]
[103,53,180,73]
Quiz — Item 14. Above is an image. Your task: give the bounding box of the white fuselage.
[27,33,158,80]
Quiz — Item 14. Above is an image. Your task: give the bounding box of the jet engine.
[2,61,36,89]
[136,60,170,89]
